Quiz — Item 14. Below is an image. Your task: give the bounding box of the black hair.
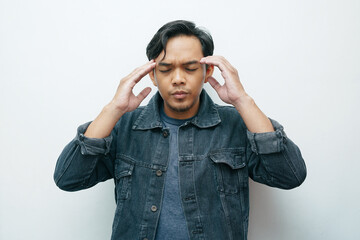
[146,20,214,61]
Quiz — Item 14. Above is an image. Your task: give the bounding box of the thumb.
[207,76,222,93]
[136,87,152,103]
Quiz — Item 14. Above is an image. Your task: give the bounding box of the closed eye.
[186,68,198,72]
[159,69,171,73]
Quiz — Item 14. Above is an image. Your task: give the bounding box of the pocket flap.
[210,149,246,169]
[115,159,134,179]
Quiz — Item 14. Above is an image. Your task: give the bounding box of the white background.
[1,0,359,239]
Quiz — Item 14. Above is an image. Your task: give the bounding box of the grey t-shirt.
[155,107,192,240]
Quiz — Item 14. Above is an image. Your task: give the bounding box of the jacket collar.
[132,89,221,130]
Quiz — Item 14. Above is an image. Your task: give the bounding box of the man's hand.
[200,56,247,108]
[84,60,156,138]
[200,56,274,133]
[110,60,156,115]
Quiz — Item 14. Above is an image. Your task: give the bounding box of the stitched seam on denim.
[252,133,279,180]
[82,143,107,155]
[192,162,206,239]
[82,153,102,188]
[178,160,191,240]
[256,154,274,182]
[116,154,167,170]
[55,143,80,184]
[281,146,302,185]
[219,193,233,240]
[179,155,207,161]
[246,131,258,155]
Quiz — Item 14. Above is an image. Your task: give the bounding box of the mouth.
[171,90,189,99]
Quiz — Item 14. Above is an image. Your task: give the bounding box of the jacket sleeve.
[246,119,307,189]
[53,122,116,191]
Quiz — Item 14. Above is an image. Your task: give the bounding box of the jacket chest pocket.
[114,159,134,201]
[210,149,248,194]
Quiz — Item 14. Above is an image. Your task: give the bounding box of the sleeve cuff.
[75,122,113,155]
[246,118,287,155]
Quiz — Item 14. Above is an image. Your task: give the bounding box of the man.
[54,20,306,240]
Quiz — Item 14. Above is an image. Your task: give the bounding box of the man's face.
[149,35,213,119]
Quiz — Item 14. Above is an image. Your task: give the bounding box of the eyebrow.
[158,60,200,67]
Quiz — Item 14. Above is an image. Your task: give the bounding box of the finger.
[125,61,156,89]
[135,87,152,103]
[207,76,222,92]
[200,56,227,73]
[201,55,233,67]
[201,56,237,80]
[132,60,156,84]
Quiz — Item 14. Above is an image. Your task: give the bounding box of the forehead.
[157,35,204,63]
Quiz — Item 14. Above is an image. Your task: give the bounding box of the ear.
[149,69,157,87]
[204,65,214,83]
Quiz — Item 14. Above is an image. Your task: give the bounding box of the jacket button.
[79,133,85,141]
[162,130,169,138]
[156,170,163,177]
[151,205,157,212]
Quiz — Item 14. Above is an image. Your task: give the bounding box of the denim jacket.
[54,90,306,240]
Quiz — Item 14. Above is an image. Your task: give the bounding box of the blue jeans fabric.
[54,90,306,240]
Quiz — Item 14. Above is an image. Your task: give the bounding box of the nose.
[171,68,186,85]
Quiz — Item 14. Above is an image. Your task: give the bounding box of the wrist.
[233,94,255,111]
[104,102,125,119]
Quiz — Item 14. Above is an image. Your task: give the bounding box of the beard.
[159,87,202,118]
[164,97,199,113]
